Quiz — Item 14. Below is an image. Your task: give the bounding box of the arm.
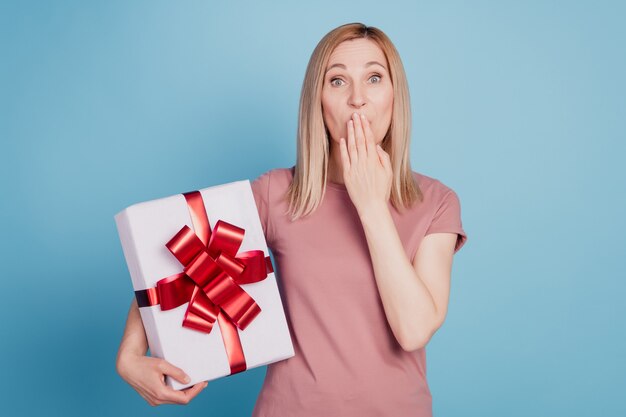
[337,112,459,351]
[359,203,457,351]
[116,297,208,406]
[116,297,148,360]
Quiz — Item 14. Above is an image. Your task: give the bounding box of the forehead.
[327,38,387,66]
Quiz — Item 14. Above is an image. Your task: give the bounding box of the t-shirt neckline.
[288,165,348,193]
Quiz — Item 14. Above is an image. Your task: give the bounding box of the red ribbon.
[135,190,274,375]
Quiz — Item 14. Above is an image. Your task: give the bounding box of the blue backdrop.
[2,1,624,416]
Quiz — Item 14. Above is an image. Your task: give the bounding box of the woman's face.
[321,38,393,146]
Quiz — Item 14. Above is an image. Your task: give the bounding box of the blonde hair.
[285,22,423,221]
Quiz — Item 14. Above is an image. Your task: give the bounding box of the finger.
[377,145,393,176]
[353,112,367,162]
[361,114,377,161]
[376,144,385,165]
[157,385,195,405]
[347,119,357,166]
[339,138,350,172]
[158,360,191,385]
[180,381,208,402]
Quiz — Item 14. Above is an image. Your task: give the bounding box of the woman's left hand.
[339,111,393,217]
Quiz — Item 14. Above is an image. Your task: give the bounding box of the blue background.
[2,1,625,416]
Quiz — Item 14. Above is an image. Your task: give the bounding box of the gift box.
[114,179,294,390]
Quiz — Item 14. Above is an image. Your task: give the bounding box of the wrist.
[116,345,144,375]
[358,200,389,223]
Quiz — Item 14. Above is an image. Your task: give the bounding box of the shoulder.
[412,170,457,200]
[253,165,293,180]
[251,165,294,194]
[411,171,463,217]
[269,165,295,185]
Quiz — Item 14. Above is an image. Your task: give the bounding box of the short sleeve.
[250,170,273,244]
[425,189,467,254]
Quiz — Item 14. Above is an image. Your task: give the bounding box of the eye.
[330,77,344,87]
[369,74,382,83]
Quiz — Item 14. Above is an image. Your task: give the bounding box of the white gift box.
[114,179,294,390]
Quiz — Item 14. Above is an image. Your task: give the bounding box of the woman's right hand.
[117,352,208,406]
[116,297,208,406]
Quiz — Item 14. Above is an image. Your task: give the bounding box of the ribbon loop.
[157,273,195,310]
[182,287,220,333]
[165,225,205,266]
[184,251,223,291]
[207,220,245,258]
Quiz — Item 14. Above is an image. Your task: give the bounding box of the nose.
[348,83,366,109]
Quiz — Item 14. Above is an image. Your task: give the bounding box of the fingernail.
[184,376,190,383]
[360,113,365,119]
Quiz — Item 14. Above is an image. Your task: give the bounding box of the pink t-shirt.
[250,165,467,417]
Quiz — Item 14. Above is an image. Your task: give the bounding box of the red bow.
[135,190,273,374]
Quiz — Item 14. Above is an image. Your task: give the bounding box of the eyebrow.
[325,61,387,74]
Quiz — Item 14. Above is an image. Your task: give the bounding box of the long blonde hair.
[285,22,423,221]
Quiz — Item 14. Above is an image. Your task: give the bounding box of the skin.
[322,37,393,185]
[322,38,459,350]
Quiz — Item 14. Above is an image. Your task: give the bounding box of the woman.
[116,22,467,416]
